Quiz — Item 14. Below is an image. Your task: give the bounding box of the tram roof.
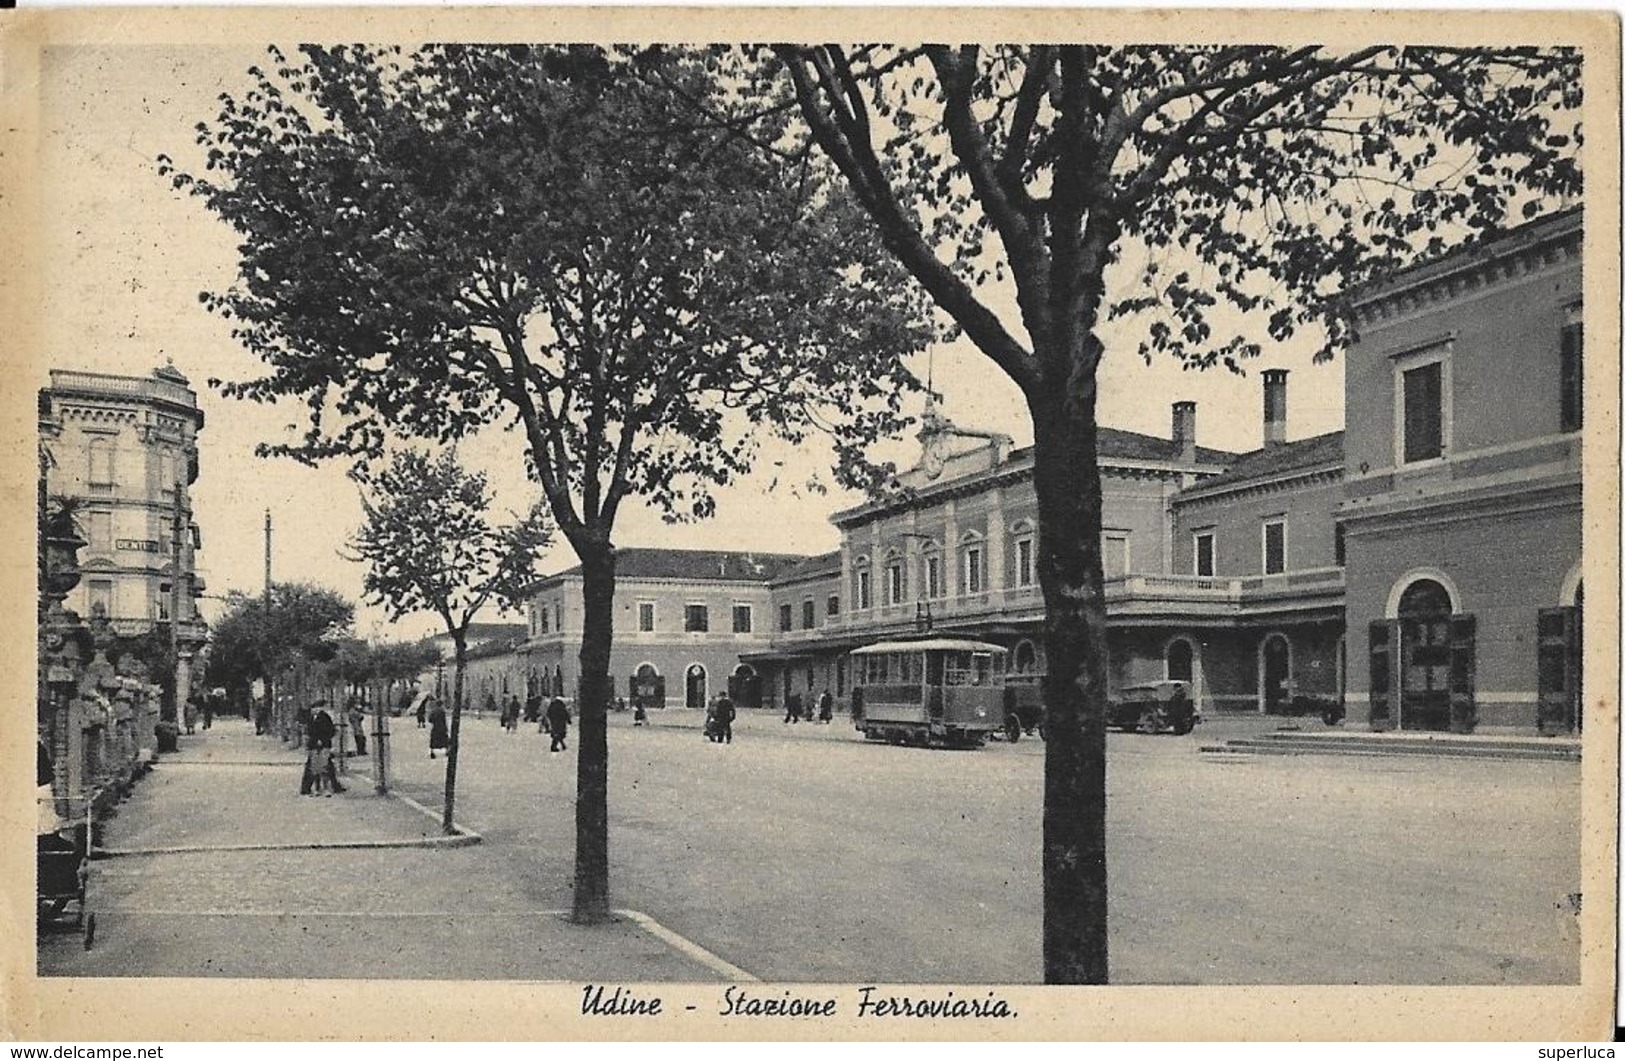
[851,638,1008,656]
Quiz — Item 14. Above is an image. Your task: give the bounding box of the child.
[307,747,333,796]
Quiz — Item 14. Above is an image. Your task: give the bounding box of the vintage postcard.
[1,6,1618,1042]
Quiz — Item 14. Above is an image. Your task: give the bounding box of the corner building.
[1340,207,1583,733]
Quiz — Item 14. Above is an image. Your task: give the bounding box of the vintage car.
[1107,679,1200,735]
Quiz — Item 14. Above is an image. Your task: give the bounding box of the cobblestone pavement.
[37,719,720,981]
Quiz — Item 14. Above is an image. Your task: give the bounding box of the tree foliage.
[349,449,550,635]
[164,43,935,916]
[765,43,1582,984]
[203,582,355,696]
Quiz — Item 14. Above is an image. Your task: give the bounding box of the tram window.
[926,654,943,686]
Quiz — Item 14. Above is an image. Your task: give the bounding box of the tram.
[851,638,1007,748]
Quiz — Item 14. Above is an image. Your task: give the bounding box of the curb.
[92,785,482,859]
[613,908,759,981]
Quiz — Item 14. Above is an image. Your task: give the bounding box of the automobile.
[1107,679,1200,735]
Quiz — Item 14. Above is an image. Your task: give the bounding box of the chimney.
[1262,369,1289,447]
[1171,401,1197,462]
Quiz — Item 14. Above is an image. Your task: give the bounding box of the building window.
[801,599,816,629]
[637,601,656,633]
[1400,358,1445,463]
[159,451,176,494]
[885,560,905,605]
[684,604,709,633]
[826,594,840,618]
[87,510,112,552]
[1015,537,1034,587]
[156,583,171,622]
[88,579,112,617]
[540,605,550,633]
[1194,532,1215,578]
[1262,519,1287,575]
[779,603,793,632]
[1561,318,1583,433]
[553,604,562,631]
[857,569,872,610]
[1101,533,1130,580]
[88,438,114,488]
[1334,523,1346,568]
[925,554,942,599]
[963,545,983,595]
[732,604,752,634]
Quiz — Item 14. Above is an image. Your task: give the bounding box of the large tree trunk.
[571,537,616,923]
[1030,375,1111,985]
[443,631,467,835]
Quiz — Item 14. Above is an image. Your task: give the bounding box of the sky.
[32,42,1345,643]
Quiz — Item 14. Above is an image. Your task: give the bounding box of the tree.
[766,44,1581,982]
[204,582,355,738]
[348,448,551,833]
[162,43,931,920]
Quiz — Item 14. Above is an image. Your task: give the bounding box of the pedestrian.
[306,745,334,796]
[783,692,801,725]
[817,689,834,724]
[415,693,428,729]
[545,695,571,753]
[254,698,270,735]
[633,701,648,727]
[348,698,367,756]
[428,699,450,760]
[294,702,313,749]
[202,689,219,730]
[524,693,542,725]
[503,694,521,733]
[712,692,735,744]
[301,703,346,795]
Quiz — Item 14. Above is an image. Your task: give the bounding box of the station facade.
[518,209,1587,735]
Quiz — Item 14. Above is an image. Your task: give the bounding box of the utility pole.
[170,489,184,731]
[263,509,277,741]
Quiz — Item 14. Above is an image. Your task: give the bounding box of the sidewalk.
[38,718,732,981]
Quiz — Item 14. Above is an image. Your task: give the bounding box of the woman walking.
[428,698,450,760]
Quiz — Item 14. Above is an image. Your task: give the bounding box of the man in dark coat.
[712,693,735,745]
[428,699,450,759]
[544,696,571,753]
[817,689,834,724]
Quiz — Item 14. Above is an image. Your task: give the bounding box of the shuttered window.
[1402,361,1444,463]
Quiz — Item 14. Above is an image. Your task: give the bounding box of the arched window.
[1010,520,1036,588]
[960,531,985,595]
[1012,640,1038,675]
[919,541,943,600]
[88,438,114,487]
[1398,579,1452,617]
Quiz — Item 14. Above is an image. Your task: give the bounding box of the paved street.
[43,710,1580,984]
[386,708,1580,984]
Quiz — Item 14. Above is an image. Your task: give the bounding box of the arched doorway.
[685,664,707,710]
[1260,634,1291,714]
[728,664,761,709]
[630,663,664,711]
[1166,639,1194,683]
[1396,578,1454,731]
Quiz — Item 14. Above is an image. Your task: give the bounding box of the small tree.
[348,448,551,834]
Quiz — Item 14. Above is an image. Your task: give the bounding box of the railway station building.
[516,208,1588,736]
